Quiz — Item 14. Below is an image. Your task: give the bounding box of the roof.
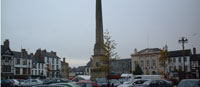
[138,48,161,53]
[1,45,13,55]
[41,51,60,58]
[12,51,30,59]
[31,56,44,63]
[168,49,191,57]
[190,54,200,61]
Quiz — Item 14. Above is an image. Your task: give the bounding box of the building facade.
[13,49,32,79]
[1,40,14,79]
[34,49,61,79]
[131,48,164,75]
[60,58,69,79]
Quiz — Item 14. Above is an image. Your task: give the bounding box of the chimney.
[193,48,196,55]
[42,49,47,53]
[21,49,28,55]
[63,58,66,62]
[30,53,33,55]
[134,48,137,54]
[51,51,56,55]
[4,39,9,48]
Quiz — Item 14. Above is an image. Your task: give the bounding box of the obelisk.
[91,0,106,80]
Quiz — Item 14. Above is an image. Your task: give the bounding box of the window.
[56,59,58,64]
[52,58,54,64]
[184,57,187,62]
[56,65,59,70]
[2,66,11,72]
[23,60,27,65]
[16,59,20,65]
[23,68,27,74]
[47,57,49,63]
[16,68,20,74]
[35,70,37,75]
[152,60,156,66]
[174,66,176,71]
[173,58,176,62]
[96,62,99,67]
[52,65,54,70]
[146,60,150,66]
[185,66,187,72]
[179,66,182,71]
[5,57,10,62]
[179,57,181,62]
[140,60,144,67]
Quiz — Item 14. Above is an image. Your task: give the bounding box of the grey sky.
[2,0,200,67]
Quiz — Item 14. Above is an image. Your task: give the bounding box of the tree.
[159,45,170,75]
[98,29,119,86]
[133,64,143,75]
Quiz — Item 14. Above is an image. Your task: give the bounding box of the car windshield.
[178,80,199,87]
[143,80,152,85]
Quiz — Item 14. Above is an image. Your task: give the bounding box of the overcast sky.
[1,0,200,67]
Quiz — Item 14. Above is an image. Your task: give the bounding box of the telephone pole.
[178,37,188,79]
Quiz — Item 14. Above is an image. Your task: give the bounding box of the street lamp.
[178,37,188,79]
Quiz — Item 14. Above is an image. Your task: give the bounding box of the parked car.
[178,79,200,87]
[21,79,43,86]
[136,79,173,87]
[95,78,108,87]
[50,83,81,87]
[76,80,99,87]
[109,79,121,87]
[9,79,20,87]
[33,84,69,87]
[1,79,13,87]
[118,79,149,87]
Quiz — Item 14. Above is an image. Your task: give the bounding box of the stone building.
[110,58,132,74]
[60,58,69,79]
[131,48,164,75]
[1,40,14,79]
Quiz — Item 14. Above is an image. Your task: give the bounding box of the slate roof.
[12,51,30,59]
[168,49,191,57]
[190,54,200,61]
[31,56,44,63]
[41,51,60,58]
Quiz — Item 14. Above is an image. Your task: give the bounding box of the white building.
[166,49,192,79]
[34,49,61,78]
[13,49,32,79]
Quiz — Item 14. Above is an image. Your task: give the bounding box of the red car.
[76,80,99,87]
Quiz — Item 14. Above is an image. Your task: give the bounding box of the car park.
[178,79,200,87]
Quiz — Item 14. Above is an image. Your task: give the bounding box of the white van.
[133,75,164,80]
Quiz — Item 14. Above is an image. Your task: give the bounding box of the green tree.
[133,64,143,75]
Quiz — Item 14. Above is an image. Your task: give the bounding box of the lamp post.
[178,37,188,79]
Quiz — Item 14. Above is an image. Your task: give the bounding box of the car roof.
[181,79,200,81]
